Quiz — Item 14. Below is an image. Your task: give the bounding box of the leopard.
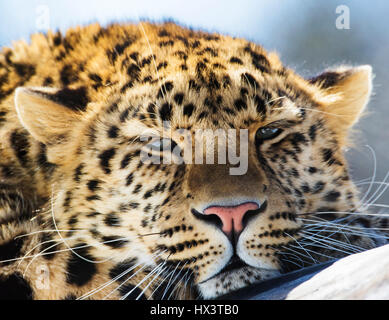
[0,21,387,300]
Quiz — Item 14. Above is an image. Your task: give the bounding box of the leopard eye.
[149,138,178,152]
[255,127,282,141]
[148,138,163,149]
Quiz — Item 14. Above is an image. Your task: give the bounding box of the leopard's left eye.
[255,127,282,141]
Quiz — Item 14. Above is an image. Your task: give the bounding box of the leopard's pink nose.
[203,202,260,234]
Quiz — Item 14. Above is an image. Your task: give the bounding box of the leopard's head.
[14,26,374,299]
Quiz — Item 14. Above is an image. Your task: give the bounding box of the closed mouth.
[219,255,247,274]
[200,255,247,283]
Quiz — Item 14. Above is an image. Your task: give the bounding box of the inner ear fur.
[310,65,373,136]
[14,87,86,163]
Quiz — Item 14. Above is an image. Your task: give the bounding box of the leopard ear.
[310,65,373,133]
[14,87,88,163]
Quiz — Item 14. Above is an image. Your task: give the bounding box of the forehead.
[101,23,319,133]
[116,74,313,138]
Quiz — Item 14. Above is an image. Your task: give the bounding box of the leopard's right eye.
[148,138,178,152]
[255,127,282,142]
[148,139,163,149]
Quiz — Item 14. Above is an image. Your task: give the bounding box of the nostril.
[191,208,223,230]
[241,200,268,230]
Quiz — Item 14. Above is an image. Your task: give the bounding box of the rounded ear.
[309,65,373,133]
[14,87,88,163]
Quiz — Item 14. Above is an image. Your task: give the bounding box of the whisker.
[301,216,358,233]
[267,96,287,106]
[308,219,389,239]
[355,177,377,184]
[13,229,86,240]
[103,250,167,300]
[22,240,66,277]
[137,232,164,238]
[137,21,166,101]
[287,243,339,260]
[176,268,194,300]
[148,263,177,300]
[303,221,389,236]
[50,185,113,264]
[356,145,377,209]
[301,230,364,253]
[281,258,305,269]
[299,211,389,218]
[2,237,135,267]
[303,216,355,234]
[136,265,168,300]
[181,268,194,299]
[0,236,79,265]
[160,261,182,300]
[301,216,389,234]
[300,233,360,255]
[362,168,389,211]
[276,249,307,266]
[17,235,79,269]
[365,203,389,209]
[276,105,344,117]
[120,262,166,300]
[80,261,144,300]
[277,253,306,269]
[79,250,166,300]
[280,245,318,264]
[356,181,389,187]
[284,232,317,264]
[167,267,192,300]
[19,236,136,277]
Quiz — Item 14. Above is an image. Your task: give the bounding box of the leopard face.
[3,23,381,299]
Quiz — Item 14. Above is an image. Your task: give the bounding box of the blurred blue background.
[1,0,389,205]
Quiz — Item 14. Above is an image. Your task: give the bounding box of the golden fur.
[0,22,385,300]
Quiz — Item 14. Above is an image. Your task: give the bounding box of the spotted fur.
[0,22,387,300]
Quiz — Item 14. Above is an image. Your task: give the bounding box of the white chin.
[197,266,280,299]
